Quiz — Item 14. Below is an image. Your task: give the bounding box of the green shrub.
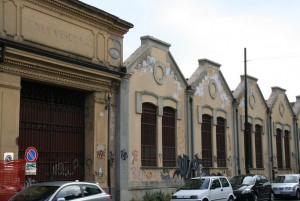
[142,191,171,201]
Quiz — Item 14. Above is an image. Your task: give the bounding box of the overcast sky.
[80,0,300,102]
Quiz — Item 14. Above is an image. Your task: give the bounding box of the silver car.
[9,180,112,201]
[272,174,300,199]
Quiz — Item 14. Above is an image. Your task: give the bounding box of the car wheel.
[269,192,274,201]
[295,189,300,200]
[252,194,258,201]
[227,196,234,201]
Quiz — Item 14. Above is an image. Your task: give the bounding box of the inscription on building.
[21,7,93,58]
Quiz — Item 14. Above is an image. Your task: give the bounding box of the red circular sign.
[25,147,38,162]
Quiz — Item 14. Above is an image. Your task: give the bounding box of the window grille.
[216,117,226,167]
[276,129,283,169]
[141,103,157,167]
[162,107,176,167]
[255,125,263,168]
[284,130,290,169]
[244,123,253,168]
[202,114,212,167]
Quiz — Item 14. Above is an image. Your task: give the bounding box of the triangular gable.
[124,35,188,87]
[267,86,295,117]
[188,58,233,101]
[233,75,268,110]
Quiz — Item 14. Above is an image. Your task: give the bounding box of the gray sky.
[80,0,300,102]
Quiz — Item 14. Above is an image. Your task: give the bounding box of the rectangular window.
[244,123,253,169]
[216,117,226,167]
[255,125,263,168]
[284,130,290,169]
[202,114,212,167]
[276,129,283,169]
[141,103,157,167]
[162,107,176,167]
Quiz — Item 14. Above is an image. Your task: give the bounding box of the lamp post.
[244,48,250,174]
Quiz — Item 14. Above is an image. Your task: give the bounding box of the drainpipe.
[106,95,111,194]
[294,117,300,174]
[232,99,240,176]
[189,96,195,177]
[267,109,274,180]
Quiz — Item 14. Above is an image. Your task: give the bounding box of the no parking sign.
[25,147,38,162]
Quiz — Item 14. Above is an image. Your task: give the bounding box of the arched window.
[276,129,283,169]
[255,125,263,168]
[202,114,212,167]
[162,107,176,167]
[141,103,157,166]
[284,130,290,169]
[216,117,226,167]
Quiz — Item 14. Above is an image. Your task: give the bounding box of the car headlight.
[190,195,198,199]
[285,187,292,191]
[242,186,253,194]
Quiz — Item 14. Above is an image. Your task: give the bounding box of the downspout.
[186,86,195,177]
[233,99,240,175]
[267,109,274,180]
[294,117,300,173]
[189,96,194,177]
[189,97,194,157]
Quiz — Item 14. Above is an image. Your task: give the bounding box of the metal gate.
[19,81,85,182]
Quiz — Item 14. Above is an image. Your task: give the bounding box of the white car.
[272,174,300,199]
[171,176,235,201]
[9,180,112,201]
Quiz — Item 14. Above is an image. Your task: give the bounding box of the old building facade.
[1,1,300,201]
[0,0,132,196]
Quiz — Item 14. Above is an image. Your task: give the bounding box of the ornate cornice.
[24,0,132,36]
[1,58,119,92]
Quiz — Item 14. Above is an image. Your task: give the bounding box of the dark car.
[9,180,112,201]
[230,175,273,201]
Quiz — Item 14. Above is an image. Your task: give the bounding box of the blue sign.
[25,147,38,162]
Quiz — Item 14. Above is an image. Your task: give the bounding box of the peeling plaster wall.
[268,91,295,174]
[192,66,234,177]
[126,44,187,192]
[236,84,270,174]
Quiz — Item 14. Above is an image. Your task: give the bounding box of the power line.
[248,54,300,62]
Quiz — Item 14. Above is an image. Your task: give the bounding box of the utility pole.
[244,48,250,174]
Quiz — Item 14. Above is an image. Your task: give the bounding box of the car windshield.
[180,178,210,190]
[10,186,59,201]
[230,176,255,185]
[274,175,298,183]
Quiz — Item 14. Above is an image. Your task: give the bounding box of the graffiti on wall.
[131,150,138,164]
[160,169,171,182]
[121,149,128,161]
[173,154,202,181]
[97,144,106,159]
[52,158,81,176]
[109,151,114,168]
